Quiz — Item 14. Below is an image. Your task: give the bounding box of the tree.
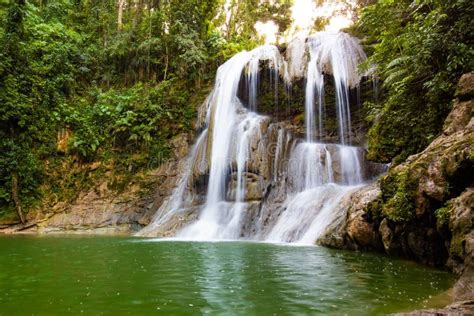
[359,0,474,163]
[0,0,28,223]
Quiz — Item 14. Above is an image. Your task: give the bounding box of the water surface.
[0,236,454,315]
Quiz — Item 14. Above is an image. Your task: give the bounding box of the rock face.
[33,185,150,234]
[449,188,474,305]
[448,189,473,273]
[0,133,192,235]
[456,73,474,100]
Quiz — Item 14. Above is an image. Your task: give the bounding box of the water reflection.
[195,242,250,314]
[0,236,454,315]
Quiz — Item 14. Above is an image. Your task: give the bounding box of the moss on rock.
[380,170,418,222]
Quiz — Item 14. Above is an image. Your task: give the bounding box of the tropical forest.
[0,0,472,314]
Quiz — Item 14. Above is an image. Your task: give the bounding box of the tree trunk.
[164,45,169,80]
[147,6,152,80]
[117,0,126,31]
[11,172,26,224]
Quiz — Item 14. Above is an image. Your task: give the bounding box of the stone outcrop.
[448,188,474,306]
[319,183,383,250]
[448,188,473,273]
[393,301,474,316]
[456,72,474,100]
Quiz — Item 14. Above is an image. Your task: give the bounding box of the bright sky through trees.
[256,0,356,43]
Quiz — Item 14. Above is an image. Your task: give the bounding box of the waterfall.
[306,32,367,144]
[265,32,368,244]
[177,45,284,240]
[266,184,351,243]
[203,52,251,208]
[273,128,285,182]
[176,51,251,240]
[247,55,259,111]
[266,143,363,244]
[139,31,379,244]
[235,114,263,204]
[246,45,283,112]
[288,143,329,191]
[339,145,363,185]
[137,130,208,236]
[305,58,324,142]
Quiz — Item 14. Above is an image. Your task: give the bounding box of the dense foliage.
[359,0,473,164]
[355,0,473,227]
[0,0,291,221]
[1,0,472,224]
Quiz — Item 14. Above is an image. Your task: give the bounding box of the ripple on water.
[0,236,455,315]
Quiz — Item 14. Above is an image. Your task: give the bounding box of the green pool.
[0,236,454,315]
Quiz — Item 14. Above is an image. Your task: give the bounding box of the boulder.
[443,100,473,136]
[345,185,382,249]
[456,73,474,99]
[319,184,383,250]
[379,218,402,255]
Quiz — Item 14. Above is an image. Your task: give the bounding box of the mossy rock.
[380,169,418,222]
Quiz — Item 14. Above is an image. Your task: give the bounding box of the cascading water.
[138,31,380,244]
[264,32,368,244]
[137,129,209,236]
[176,46,283,240]
[305,32,367,144]
[176,51,250,240]
[246,45,283,112]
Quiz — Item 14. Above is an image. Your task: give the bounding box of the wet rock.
[239,202,265,237]
[370,74,474,314]
[434,188,474,313]
[345,185,382,249]
[321,74,473,271]
[379,218,400,255]
[346,212,378,248]
[393,300,474,316]
[227,172,266,202]
[170,133,191,161]
[319,184,383,250]
[454,265,474,302]
[140,206,200,237]
[379,74,473,222]
[407,231,427,261]
[34,185,151,235]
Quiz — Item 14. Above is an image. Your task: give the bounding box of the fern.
[386,56,411,69]
[383,68,409,87]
